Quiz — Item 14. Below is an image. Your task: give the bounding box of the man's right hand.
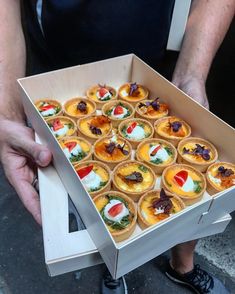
[0,119,52,225]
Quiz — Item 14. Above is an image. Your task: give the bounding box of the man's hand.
[0,119,52,225]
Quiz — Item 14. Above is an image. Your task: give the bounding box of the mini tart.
[93,191,137,242]
[206,162,235,195]
[118,82,149,106]
[161,164,206,205]
[118,118,154,149]
[63,97,96,120]
[137,189,185,229]
[59,136,92,165]
[136,138,177,174]
[86,84,117,109]
[102,100,135,128]
[74,160,111,198]
[35,99,63,119]
[94,135,132,169]
[77,114,112,144]
[177,137,218,173]
[154,116,191,147]
[47,116,76,140]
[113,160,155,202]
[135,98,169,125]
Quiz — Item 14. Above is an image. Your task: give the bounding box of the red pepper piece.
[40,104,54,111]
[150,145,161,156]
[126,122,137,134]
[64,141,77,152]
[99,87,109,97]
[52,119,63,131]
[77,165,93,179]
[114,105,124,115]
[174,170,188,187]
[108,203,123,217]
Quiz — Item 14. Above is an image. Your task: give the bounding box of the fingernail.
[38,151,50,165]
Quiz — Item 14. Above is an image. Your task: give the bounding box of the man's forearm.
[0,0,26,123]
[173,0,235,84]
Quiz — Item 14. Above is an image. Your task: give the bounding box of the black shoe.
[165,262,230,294]
[101,271,128,294]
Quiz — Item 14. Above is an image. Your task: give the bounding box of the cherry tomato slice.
[52,119,63,131]
[114,105,124,115]
[126,122,137,134]
[64,141,77,152]
[99,87,109,97]
[108,202,123,217]
[41,104,54,111]
[150,145,161,156]
[174,170,188,187]
[77,165,93,179]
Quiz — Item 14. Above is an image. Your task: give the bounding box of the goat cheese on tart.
[59,136,92,164]
[63,97,96,119]
[135,98,169,125]
[118,82,149,106]
[154,116,191,147]
[102,101,134,128]
[136,138,177,174]
[118,118,154,149]
[94,135,132,169]
[113,160,155,202]
[162,164,206,205]
[177,137,218,172]
[74,161,111,198]
[77,115,112,144]
[93,191,137,242]
[137,188,185,229]
[86,84,117,109]
[35,99,62,119]
[206,162,235,195]
[47,116,76,139]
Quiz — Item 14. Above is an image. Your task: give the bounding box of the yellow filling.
[138,143,173,165]
[157,120,188,139]
[79,118,111,138]
[120,85,147,102]
[65,101,94,116]
[180,142,214,163]
[95,138,129,161]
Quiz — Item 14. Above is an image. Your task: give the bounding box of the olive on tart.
[47,116,76,140]
[206,162,235,195]
[35,99,62,119]
[177,137,218,172]
[93,191,137,242]
[118,82,149,106]
[154,116,191,147]
[86,84,117,109]
[137,188,185,229]
[63,97,96,119]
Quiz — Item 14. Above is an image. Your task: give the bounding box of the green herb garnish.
[138,165,148,173]
[105,109,112,116]
[164,146,173,156]
[193,181,202,193]
[89,181,108,192]
[70,151,87,163]
[150,158,163,165]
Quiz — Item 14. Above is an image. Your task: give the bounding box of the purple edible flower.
[124,171,143,183]
[89,125,102,135]
[129,82,138,96]
[150,98,160,111]
[170,121,182,132]
[117,143,129,155]
[105,142,116,154]
[77,101,87,112]
[218,166,234,177]
[183,144,211,161]
[151,188,173,214]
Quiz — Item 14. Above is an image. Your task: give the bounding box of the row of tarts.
[34,83,235,242]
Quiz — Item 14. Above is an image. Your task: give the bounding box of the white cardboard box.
[18,54,235,278]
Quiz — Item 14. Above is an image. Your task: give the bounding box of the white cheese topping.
[121,89,129,97]
[63,148,71,159]
[127,125,145,140]
[97,90,112,101]
[41,107,56,117]
[81,170,102,191]
[104,199,129,222]
[51,125,69,137]
[149,145,169,162]
[63,144,82,159]
[208,173,221,185]
[154,207,165,215]
[111,107,128,119]
[181,175,195,192]
[110,135,118,143]
[141,210,148,220]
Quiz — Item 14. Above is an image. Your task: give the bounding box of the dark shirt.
[24,0,175,73]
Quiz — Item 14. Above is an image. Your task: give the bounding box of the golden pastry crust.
[63,97,96,119]
[47,116,77,140]
[177,137,218,172]
[118,83,149,106]
[74,160,111,198]
[113,160,156,202]
[86,84,117,109]
[59,136,92,165]
[94,135,132,169]
[35,99,63,119]
[136,138,177,174]
[102,100,135,127]
[206,162,235,195]
[154,116,191,147]
[161,164,206,205]
[137,189,185,229]
[93,191,137,242]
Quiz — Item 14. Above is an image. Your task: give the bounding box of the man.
[0,1,234,293]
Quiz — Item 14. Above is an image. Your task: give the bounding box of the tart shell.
[63,97,96,120]
[47,116,77,139]
[86,85,117,109]
[35,99,63,119]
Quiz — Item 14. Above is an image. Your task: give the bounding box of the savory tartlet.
[93,191,137,242]
[206,162,235,195]
[137,188,185,229]
[161,164,206,205]
[154,116,191,146]
[63,97,96,119]
[77,115,112,143]
[94,135,132,169]
[118,118,154,149]
[118,82,149,106]
[35,99,62,119]
[102,101,135,127]
[177,137,218,172]
[113,160,155,202]
[74,160,111,198]
[135,98,169,125]
[59,136,92,165]
[136,138,177,174]
[86,84,117,109]
[47,116,76,139]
